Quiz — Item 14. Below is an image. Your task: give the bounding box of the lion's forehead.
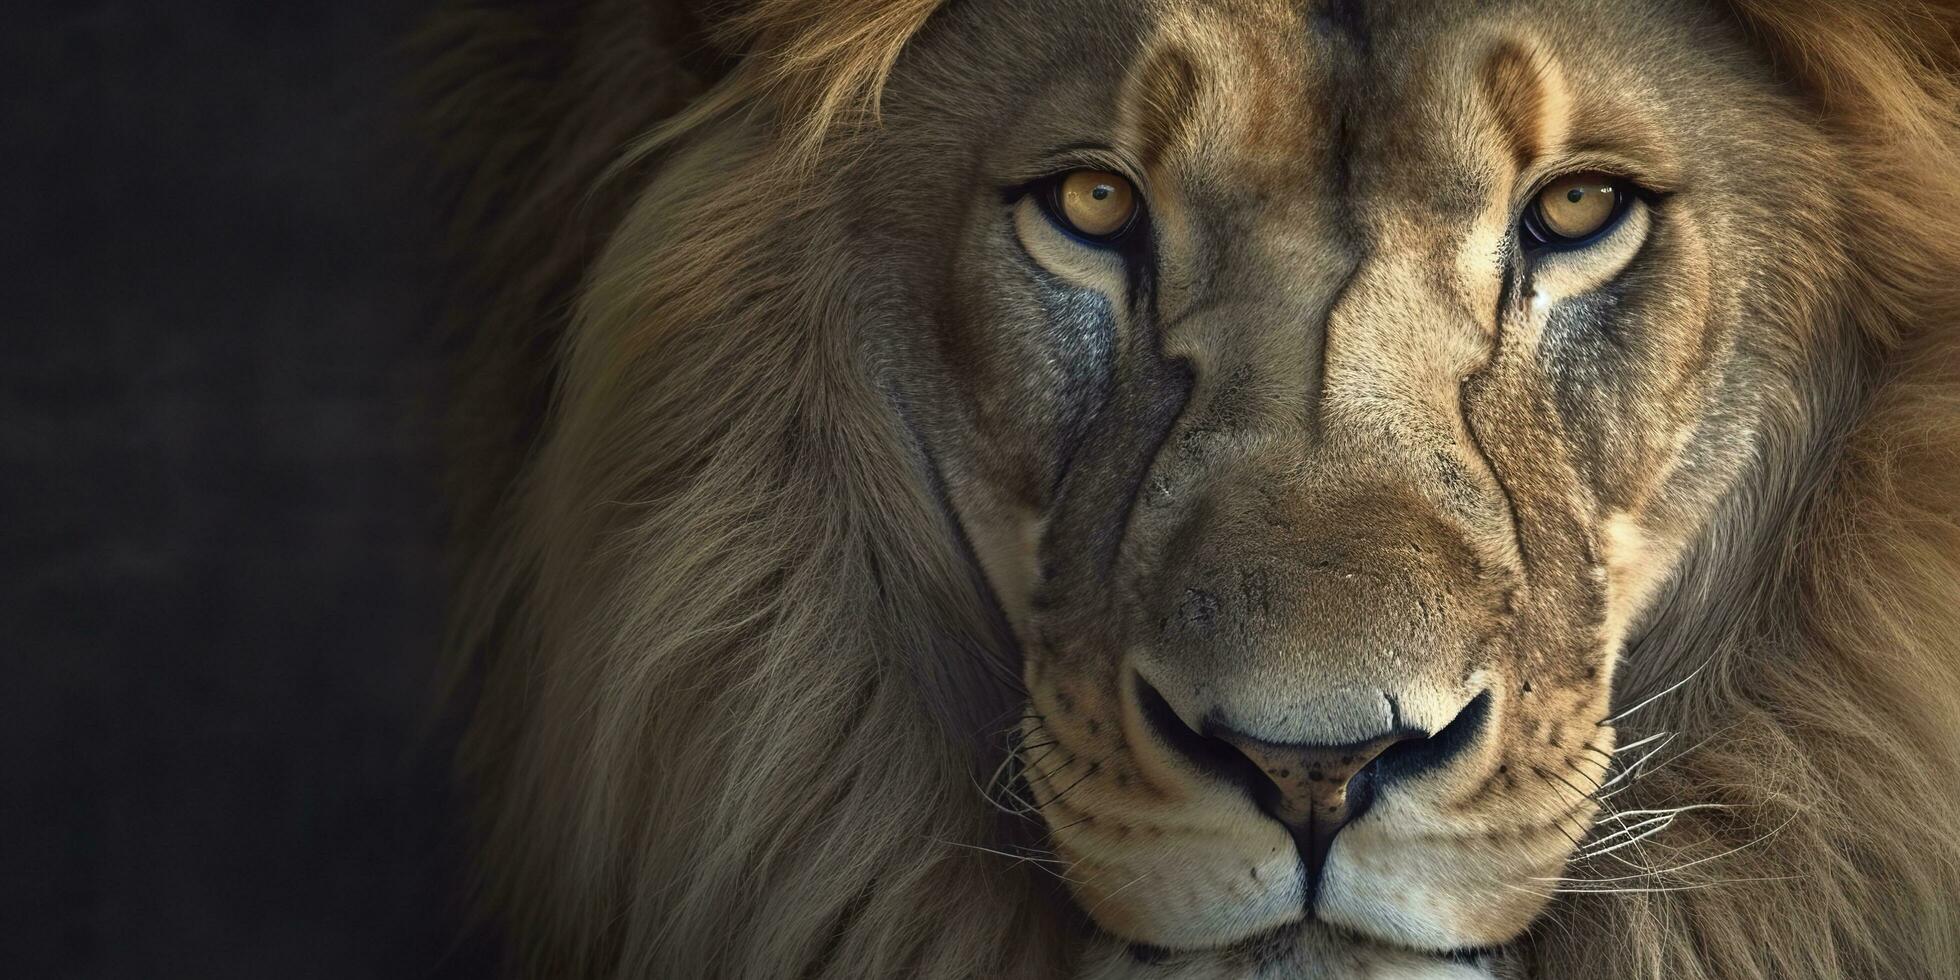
[913,0,1723,204]
[1125,1,1694,203]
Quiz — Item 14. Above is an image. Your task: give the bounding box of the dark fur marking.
[1311,0,1372,54]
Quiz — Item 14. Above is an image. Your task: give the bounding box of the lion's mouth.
[1133,670,1496,908]
[1029,665,1573,956]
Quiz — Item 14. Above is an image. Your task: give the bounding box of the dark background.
[4,3,489,977]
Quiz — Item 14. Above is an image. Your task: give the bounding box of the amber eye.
[1525,172,1628,248]
[1050,169,1140,241]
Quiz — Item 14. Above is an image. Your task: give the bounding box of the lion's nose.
[1212,726,1420,845]
[1136,676,1490,893]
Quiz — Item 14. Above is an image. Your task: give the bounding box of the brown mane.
[421,1,1960,976]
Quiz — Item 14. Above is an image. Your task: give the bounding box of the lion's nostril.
[1133,673,1262,781]
[1372,690,1492,787]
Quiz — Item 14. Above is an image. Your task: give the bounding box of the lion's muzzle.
[1137,675,1493,896]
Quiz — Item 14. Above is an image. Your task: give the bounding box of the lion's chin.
[1314,818,1567,952]
[1079,923,1503,980]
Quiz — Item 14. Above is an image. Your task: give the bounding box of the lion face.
[858,0,1820,959]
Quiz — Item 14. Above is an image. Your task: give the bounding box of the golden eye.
[1531,172,1622,243]
[1054,169,1139,239]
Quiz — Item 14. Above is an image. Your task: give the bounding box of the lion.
[420,0,1960,977]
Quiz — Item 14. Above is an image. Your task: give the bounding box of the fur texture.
[422,1,1960,977]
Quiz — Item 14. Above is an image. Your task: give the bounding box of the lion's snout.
[1131,467,1511,737]
[1135,671,1493,895]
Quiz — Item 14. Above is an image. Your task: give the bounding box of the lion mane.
[420,1,1960,977]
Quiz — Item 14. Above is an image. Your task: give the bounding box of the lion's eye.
[1046,169,1140,242]
[1524,173,1630,249]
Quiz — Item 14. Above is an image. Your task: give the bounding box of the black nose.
[1136,678,1491,892]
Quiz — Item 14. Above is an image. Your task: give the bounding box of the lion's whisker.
[1550,811,1802,886]
[1048,813,1097,834]
[930,837,1084,884]
[1581,824,1678,862]
[1512,875,1805,897]
[1023,746,1070,780]
[980,773,1045,818]
[1566,760,1607,796]
[1596,804,1736,822]
[1040,758,1103,809]
[972,769,1040,819]
[1534,774,1594,851]
[1597,730,1728,802]
[1549,768,1600,805]
[1595,733,1676,792]
[1085,871,1153,919]
[1601,661,1711,726]
[1578,815,1677,857]
[1608,730,1672,755]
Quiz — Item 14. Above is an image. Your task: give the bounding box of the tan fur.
[1477,40,1566,170]
[424,1,1960,976]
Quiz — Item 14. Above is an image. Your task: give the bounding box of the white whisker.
[1597,804,1735,822]
[1603,659,1712,725]
[1548,811,1803,885]
[1597,730,1727,801]
[1536,874,1805,895]
[929,837,1084,884]
[1579,817,1677,861]
[1580,813,1673,848]
[1609,731,1672,755]
[1595,732,1676,791]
